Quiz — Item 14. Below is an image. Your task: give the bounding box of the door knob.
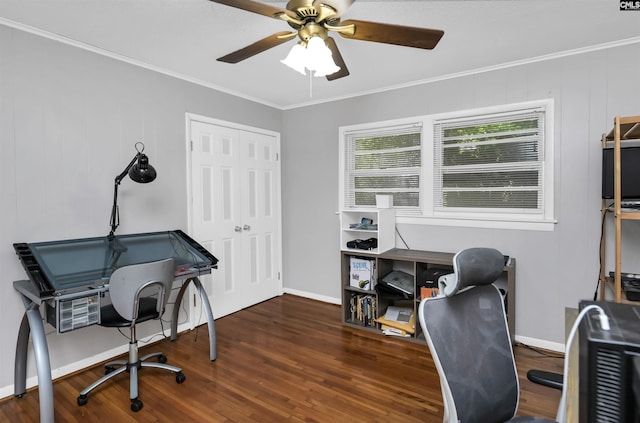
[243,225,251,231]
[234,226,242,232]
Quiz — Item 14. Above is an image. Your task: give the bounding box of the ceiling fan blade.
[217,32,297,64]
[324,37,349,81]
[338,19,444,50]
[209,0,297,20]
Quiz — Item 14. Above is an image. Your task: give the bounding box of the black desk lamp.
[108,142,156,240]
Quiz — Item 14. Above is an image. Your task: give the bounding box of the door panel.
[188,117,281,321]
[239,130,281,307]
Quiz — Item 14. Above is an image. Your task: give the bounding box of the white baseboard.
[515,335,564,353]
[0,322,193,400]
[282,288,341,305]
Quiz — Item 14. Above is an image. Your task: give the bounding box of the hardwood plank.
[0,294,562,422]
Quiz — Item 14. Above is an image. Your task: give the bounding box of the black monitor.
[579,300,640,422]
[602,147,640,199]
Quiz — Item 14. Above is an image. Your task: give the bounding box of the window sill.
[396,215,557,232]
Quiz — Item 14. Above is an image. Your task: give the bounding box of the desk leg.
[14,297,54,423]
[171,277,216,361]
[14,311,30,397]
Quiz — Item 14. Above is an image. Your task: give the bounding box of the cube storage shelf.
[340,208,395,254]
[341,248,517,343]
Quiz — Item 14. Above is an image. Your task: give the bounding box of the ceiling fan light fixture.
[280,42,308,75]
[281,36,340,77]
[306,36,340,77]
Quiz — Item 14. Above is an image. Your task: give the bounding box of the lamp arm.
[115,153,140,185]
[108,153,140,238]
[108,182,120,239]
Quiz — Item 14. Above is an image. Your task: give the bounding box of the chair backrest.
[108,258,175,322]
[418,248,518,423]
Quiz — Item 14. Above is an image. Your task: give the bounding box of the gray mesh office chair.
[418,248,557,423]
[77,258,185,412]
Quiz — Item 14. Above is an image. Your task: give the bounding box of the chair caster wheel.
[77,395,88,406]
[130,398,143,412]
[176,372,186,384]
[105,365,116,374]
[157,354,167,364]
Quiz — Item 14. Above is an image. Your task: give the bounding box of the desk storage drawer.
[46,293,100,333]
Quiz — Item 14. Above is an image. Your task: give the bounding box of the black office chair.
[418,248,557,423]
[77,258,186,412]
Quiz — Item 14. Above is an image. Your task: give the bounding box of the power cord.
[556,304,609,423]
[395,226,410,249]
[518,342,564,359]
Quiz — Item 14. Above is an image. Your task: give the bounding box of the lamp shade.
[280,42,308,75]
[128,153,156,183]
[306,36,340,77]
[281,36,340,77]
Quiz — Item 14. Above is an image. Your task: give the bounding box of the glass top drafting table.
[12,230,218,423]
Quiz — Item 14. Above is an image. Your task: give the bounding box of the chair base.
[526,369,563,390]
[77,347,185,412]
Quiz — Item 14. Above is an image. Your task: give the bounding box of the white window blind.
[433,108,545,215]
[344,123,422,211]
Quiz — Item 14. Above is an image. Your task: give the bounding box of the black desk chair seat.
[77,258,185,412]
[99,297,160,327]
[418,248,558,423]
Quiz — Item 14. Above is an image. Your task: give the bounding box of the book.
[350,257,376,290]
[349,294,377,327]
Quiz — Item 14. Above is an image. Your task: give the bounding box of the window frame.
[339,99,556,231]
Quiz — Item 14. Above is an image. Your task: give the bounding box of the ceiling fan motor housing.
[285,0,341,26]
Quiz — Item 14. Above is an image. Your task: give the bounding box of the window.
[340,100,555,230]
[342,122,423,214]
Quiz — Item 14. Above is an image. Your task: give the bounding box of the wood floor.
[0,294,563,422]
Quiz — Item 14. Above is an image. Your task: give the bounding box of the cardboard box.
[376,194,393,208]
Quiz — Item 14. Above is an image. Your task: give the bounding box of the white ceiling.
[1,0,639,109]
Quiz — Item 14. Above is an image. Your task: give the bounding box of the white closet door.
[188,117,282,321]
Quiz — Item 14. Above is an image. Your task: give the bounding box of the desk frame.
[14,276,216,423]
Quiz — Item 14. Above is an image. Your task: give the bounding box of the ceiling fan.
[210,0,444,81]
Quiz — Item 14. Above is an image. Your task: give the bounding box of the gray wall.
[0,26,282,392]
[281,43,640,348]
